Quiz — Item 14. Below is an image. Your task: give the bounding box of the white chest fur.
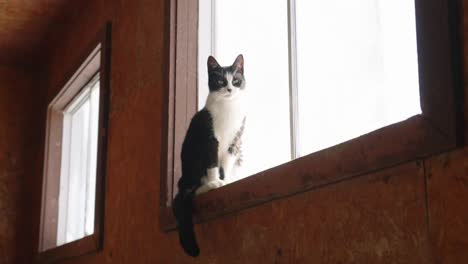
[205,96,246,162]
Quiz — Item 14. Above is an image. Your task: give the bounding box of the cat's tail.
[173,190,200,257]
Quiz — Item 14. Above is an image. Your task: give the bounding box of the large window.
[39,24,110,262]
[161,0,462,230]
[197,0,421,180]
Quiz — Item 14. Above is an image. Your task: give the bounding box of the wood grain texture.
[0,0,76,67]
[415,0,462,146]
[161,115,452,231]
[34,0,166,263]
[186,115,448,227]
[5,0,467,264]
[0,65,44,264]
[426,149,468,264]
[163,162,431,264]
[463,0,468,143]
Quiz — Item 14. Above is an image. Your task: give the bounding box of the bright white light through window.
[296,0,421,155]
[57,77,100,246]
[198,0,421,181]
[199,0,291,181]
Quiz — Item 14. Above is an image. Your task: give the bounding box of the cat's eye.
[232,78,241,86]
[217,80,225,85]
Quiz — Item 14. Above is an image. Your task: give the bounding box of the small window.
[56,75,100,246]
[39,24,110,262]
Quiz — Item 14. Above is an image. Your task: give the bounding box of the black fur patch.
[174,109,219,257]
[178,109,219,191]
[219,167,225,180]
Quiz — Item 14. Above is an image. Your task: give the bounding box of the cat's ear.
[207,56,220,71]
[232,54,244,74]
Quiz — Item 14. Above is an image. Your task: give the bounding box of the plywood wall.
[0,65,44,264]
[12,0,468,263]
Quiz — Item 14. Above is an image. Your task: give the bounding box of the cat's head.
[207,55,245,100]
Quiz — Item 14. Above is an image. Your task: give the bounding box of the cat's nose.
[227,88,232,93]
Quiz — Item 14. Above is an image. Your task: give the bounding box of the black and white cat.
[173,55,247,257]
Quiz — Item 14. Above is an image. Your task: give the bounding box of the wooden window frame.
[160,0,464,230]
[37,23,112,263]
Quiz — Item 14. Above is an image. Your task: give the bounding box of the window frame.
[56,74,100,245]
[37,23,112,263]
[160,0,464,230]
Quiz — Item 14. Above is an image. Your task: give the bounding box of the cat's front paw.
[195,179,225,195]
[208,179,225,189]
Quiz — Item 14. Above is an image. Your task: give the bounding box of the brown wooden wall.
[0,65,44,264]
[7,0,468,263]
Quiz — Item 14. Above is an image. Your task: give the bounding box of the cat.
[173,55,247,257]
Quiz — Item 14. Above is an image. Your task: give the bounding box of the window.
[197,0,421,180]
[56,76,100,246]
[39,24,110,262]
[161,0,462,230]
[198,0,291,180]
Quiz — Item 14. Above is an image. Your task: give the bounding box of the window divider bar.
[288,0,300,159]
[62,112,73,245]
[57,112,71,246]
[210,0,216,57]
[84,82,94,237]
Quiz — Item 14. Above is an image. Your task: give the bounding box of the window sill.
[36,235,100,263]
[160,114,457,231]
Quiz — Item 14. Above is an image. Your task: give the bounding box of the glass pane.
[198,0,291,181]
[85,81,100,235]
[57,79,100,246]
[296,0,421,156]
[65,97,90,243]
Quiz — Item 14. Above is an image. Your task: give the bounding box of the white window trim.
[56,75,99,246]
[39,44,101,252]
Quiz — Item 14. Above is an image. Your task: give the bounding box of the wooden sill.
[160,114,456,231]
[36,235,100,263]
